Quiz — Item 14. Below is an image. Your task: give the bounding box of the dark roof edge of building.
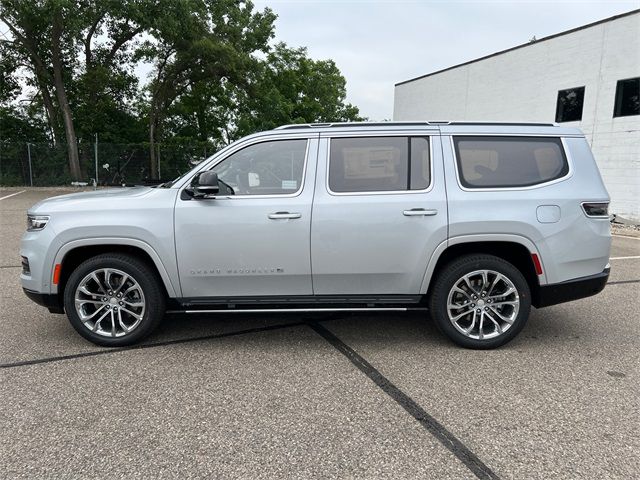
[395,8,640,87]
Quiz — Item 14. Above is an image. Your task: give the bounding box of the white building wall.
[394,12,640,220]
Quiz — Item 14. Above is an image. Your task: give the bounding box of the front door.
[175,136,317,298]
[311,133,448,295]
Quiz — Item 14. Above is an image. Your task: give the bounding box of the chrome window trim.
[178,135,313,200]
[449,135,574,192]
[325,134,435,196]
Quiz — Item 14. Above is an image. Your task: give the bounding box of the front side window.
[555,87,585,122]
[328,137,430,193]
[613,77,640,117]
[210,139,307,195]
[453,136,569,188]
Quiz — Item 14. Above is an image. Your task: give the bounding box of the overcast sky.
[253,0,639,120]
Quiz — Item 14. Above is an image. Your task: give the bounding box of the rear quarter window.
[453,136,569,188]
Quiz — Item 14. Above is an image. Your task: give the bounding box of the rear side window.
[329,137,430,193]
[453,136,569,188]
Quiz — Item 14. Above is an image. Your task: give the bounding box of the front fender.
[51,237,180,297]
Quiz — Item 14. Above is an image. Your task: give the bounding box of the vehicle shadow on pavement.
[1,300,606,368]
[154,309,568,351]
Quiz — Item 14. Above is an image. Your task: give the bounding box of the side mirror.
[192,171,220,197]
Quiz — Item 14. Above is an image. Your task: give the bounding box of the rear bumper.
[533,266,610,308]
[23,288,64,314]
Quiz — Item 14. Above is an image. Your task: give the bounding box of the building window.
[613,77,640,117]
[555,87,585,122]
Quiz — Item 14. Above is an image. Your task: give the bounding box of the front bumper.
[23,288,64,314]
[533,266,610,308]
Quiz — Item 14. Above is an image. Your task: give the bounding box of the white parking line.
[610,256,640,260]
[0,190,26,201]
[612,234,640,240]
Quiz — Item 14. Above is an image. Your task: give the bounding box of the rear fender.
[420,234,546,294]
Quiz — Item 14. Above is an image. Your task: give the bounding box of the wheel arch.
[421,234,545,299]
[53,238,179,300]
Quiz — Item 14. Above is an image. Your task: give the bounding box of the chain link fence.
[0,140,217,186]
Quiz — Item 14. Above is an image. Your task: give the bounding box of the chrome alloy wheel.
[446,269,520,340]
[74,268,146,338]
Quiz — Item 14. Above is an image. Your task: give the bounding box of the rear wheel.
[429,254,531,349]
[63,253,166,347]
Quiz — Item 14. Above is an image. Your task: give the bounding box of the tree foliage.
[234,44,364,137]
[0,0,363,180]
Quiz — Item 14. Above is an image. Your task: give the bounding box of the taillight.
[531,253,543,275]
[581,202,609,218]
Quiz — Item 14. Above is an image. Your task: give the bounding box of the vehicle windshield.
[157,175,184,188]
[155,142,237,188]
[156,156,212,188]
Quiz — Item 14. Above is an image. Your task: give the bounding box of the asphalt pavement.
[1,188,638,479]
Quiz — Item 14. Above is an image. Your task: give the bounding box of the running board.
[168,294,427,314]
[179,294,423,306]
[167,307,428,314]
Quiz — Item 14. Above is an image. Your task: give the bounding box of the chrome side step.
[167,307,427,314]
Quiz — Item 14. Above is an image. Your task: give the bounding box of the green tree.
[0,0,157,179]
[165,43,364,148]
[1,0,364,182]
[1,0,84,179]
[0,47,20,103]
[141,0,275,176]
[235,43,364,137]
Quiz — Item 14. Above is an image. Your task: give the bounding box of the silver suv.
[21,122,611,349]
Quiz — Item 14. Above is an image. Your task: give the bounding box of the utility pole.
[26,143,33,187]
[94,133,99,189]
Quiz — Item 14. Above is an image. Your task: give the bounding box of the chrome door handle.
[403,208,438,217]
[268,212,302,220]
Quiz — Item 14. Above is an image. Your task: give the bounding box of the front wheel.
[63,253,166,347]
[428,254,531,349]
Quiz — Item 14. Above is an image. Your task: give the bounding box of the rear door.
[310,131,448,295]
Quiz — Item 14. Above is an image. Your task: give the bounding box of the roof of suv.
[270,121,584,137]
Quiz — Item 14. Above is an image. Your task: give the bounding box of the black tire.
[428,254,531,349]
[63,253,166,347]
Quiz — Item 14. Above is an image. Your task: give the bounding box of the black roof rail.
[274,121,557,130]
[275,123,324,129]
[274,121,435,130]
[448,122,556,127]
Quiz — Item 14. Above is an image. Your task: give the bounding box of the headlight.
[27,214,50,231]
